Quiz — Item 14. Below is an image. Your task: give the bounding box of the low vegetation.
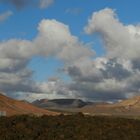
[0,113,140,140]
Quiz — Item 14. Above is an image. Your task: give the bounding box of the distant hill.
[2,91,140,116]
[0,93,58,116]
[32,98,89,109]
[32,96,140,116]
[114,96,140,108]
[78,96,140,116]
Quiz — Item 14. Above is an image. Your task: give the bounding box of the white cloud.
[41,8,140,102]
[39,0,54,9]
[2,8,140,102]
[84,8,140,60]
[0,19,95,99]
[34,19,94,63]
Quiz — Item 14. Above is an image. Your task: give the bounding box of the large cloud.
[1,8,140,102]
[84,8,140,61]
[75,8,140,101]
[37,8,140,102]
[34,19,94,62]
[43,9,140,101]
[0,19,94,100]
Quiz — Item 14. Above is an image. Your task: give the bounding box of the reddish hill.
[78,96,140,116]
[114,96,140,108]
[0,93,58,116]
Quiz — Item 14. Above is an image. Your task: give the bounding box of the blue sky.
[1,0,140,101]
[1,0,140,40]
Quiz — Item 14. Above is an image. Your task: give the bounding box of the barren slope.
[0,93,58,116]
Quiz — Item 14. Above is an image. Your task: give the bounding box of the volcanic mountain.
[0,93,58,116]
[32,98,89,109]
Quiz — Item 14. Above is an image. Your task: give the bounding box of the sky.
[1,0,140,102]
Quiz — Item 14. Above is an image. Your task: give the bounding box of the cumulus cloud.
[0,19,94,100]
[39,0,54,9]
[36,8,140,102]
[84,8,140,61]
[1,8,140,102]
[34,19,94,63]
[81,8,140,100]
[37,9,140,101]
[0,11,13,22]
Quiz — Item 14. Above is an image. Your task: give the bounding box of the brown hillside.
[0,93,58,116]
[114,96,140,108]
[78,96,140,116]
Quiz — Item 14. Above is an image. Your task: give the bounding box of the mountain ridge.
[32,98,90,109]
